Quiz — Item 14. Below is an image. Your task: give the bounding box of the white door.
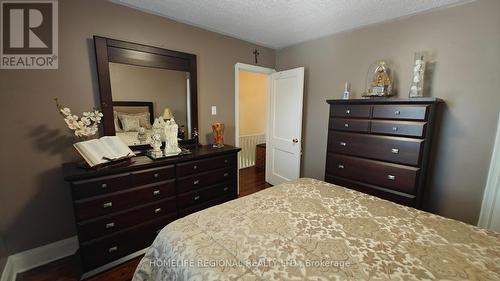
[266,67,304,185]
[490,186,500,231]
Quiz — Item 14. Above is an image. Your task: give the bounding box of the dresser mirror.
[94,36,198,151]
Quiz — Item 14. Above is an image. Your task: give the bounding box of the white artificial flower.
[65,114,78,122]
[58,103,103,138]
[81,117,91,126]
[60,108,71,116]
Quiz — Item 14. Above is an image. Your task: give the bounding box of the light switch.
[211,106,217,115]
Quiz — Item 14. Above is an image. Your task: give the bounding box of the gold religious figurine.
[364,61,394,97]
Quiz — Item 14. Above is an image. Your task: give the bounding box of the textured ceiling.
[110,0,470,49]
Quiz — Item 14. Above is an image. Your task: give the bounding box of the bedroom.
[0,0,499,280]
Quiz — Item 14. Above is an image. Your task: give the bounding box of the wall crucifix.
[253,49,260,64]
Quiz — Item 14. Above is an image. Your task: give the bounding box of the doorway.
[235,63,305,196]
[235,63,274,196]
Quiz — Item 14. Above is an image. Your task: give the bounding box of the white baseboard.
[0,258,14,281]
[0,236,78,281]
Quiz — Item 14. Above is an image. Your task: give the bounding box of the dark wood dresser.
[63,145,240,277]
[325,98,441,208]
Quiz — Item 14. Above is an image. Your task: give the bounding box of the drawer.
[179,194,236,217]
[77,197,177,242]
[71,173,132,200]
[176,155,235,177]
[372,105,429,120]
[326,154,419,194]
[328,132,423,166]
[330,118,370,133]
[132,166,175,186]
[371,120,426,138]
[75,179,176,221]
[325,175,416,207]
[330,105,371,118]
[178,181,236,210]
[80,216,174,271]
[177,167,235,193]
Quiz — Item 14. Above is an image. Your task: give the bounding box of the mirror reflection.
[109,62,191,146]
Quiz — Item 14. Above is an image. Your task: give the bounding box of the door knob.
[292,139,299,143]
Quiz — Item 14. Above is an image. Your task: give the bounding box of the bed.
[113,101,155,146]
[132,178,500,281]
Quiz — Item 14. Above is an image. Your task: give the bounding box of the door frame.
[234,63,275,195]
[478,112,500,229]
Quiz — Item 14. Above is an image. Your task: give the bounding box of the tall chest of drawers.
[325,98,442,208]
[63,145,240,277]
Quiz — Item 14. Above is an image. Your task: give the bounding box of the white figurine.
[148,132,163,158]
[163,118,181,156]
[152,117,167,142]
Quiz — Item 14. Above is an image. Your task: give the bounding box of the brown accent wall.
[0,0,274,254]
[276,0,500,224]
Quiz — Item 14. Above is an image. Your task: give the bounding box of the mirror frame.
[93,36,199,151]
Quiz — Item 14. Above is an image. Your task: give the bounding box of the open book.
[74,136,135,167]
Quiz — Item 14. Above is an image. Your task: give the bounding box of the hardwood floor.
[238,166,272,197]
[16,166,269,281]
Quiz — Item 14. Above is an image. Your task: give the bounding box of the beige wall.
[109,63,189,128]
[276,0,500,224]
[239,71,268,136]
[0,0,274,254]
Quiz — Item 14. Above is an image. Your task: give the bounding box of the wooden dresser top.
[326,98,443,105]
[63,145,241,181]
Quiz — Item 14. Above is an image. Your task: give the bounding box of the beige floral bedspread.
[133,178,500,281]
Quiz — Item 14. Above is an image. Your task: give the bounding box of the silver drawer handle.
[392,127,398,131]
[224,159,228,164]
[193,180,199,185]
[108,246,118,253]
[153,173,159,178]
[387,175,396,180]
[339,142,347,146]
[223,173,229,177]
[105,222,115,229]
[154,208,162,214]
[193,165,198,170]
[194,195,201,201]
[391,148,399,154]
[345,109,351,114]
[338,164,344,169]
[223,187,229,191]
[153,190,161,196]
[103,202,113,209]
[101,183,107,189]
[344,123,349,128]
[395,110,401,115]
